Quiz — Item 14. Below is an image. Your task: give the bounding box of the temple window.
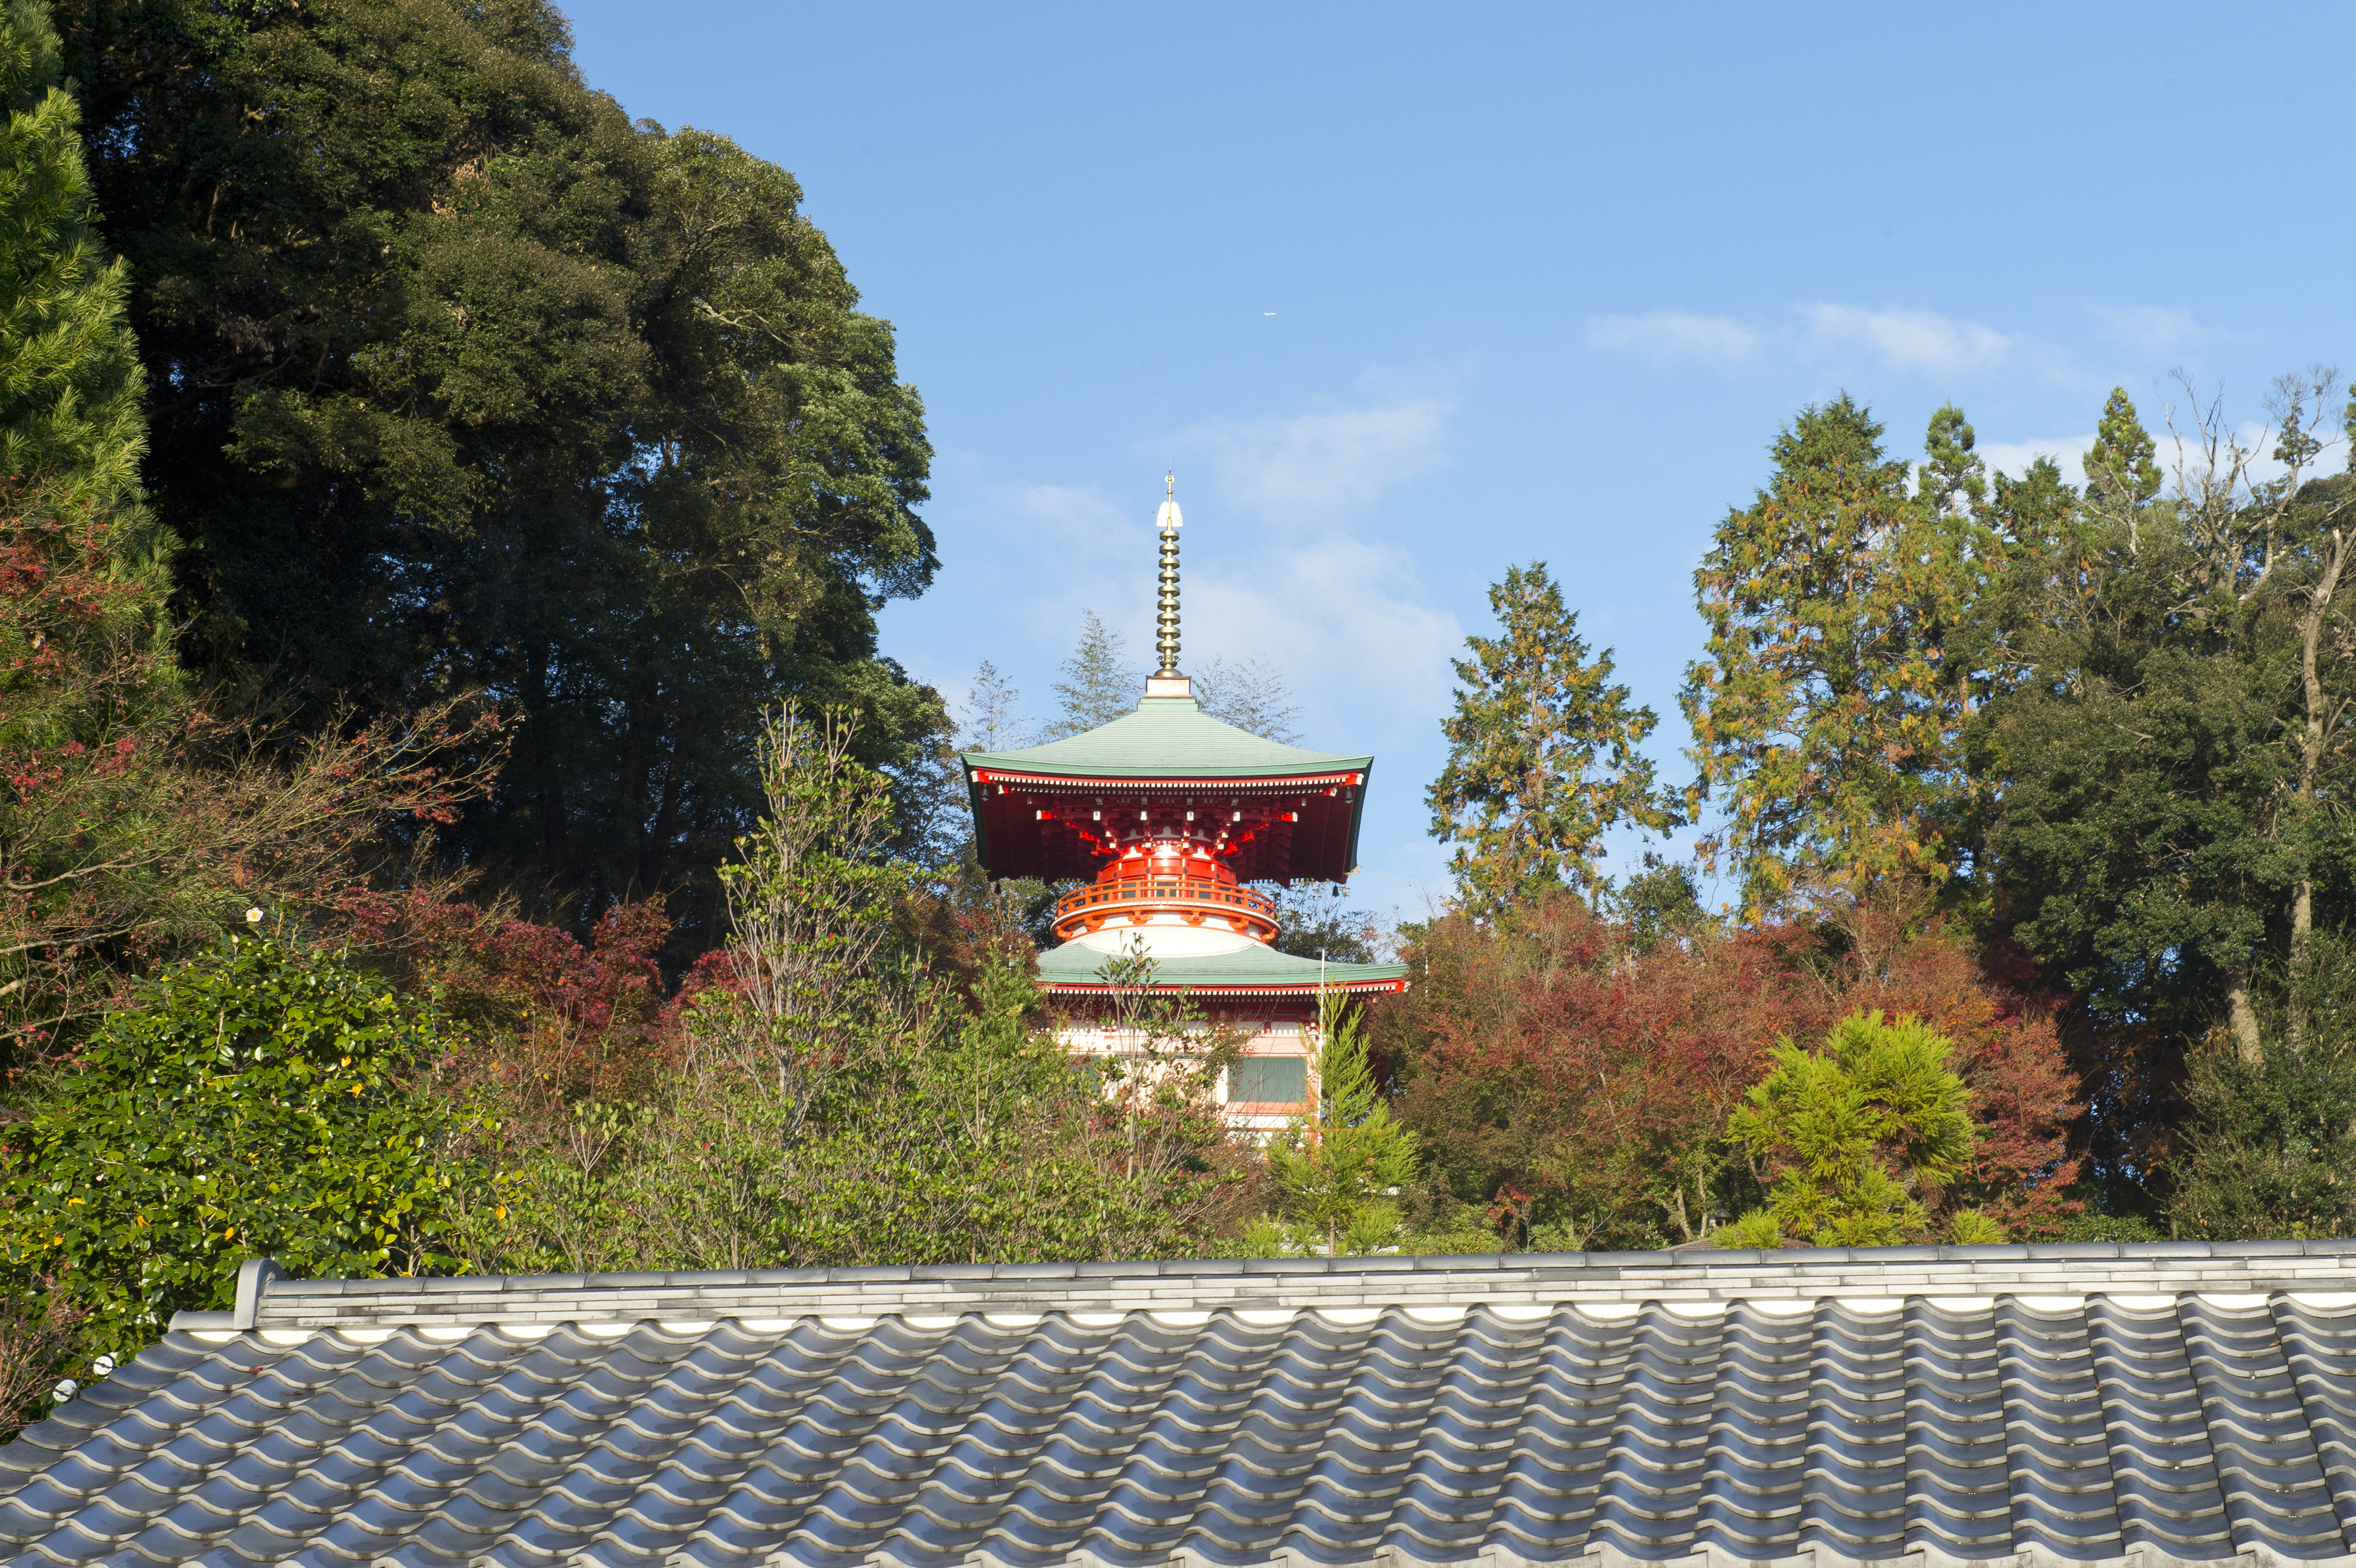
[1231,1056,1308,1105]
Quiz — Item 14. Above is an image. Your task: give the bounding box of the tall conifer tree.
[1682,399,2003,915]
[1428,561,1676,914]
[1044,611,1143,739]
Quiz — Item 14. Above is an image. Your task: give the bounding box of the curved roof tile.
[11,1247,2356,1566]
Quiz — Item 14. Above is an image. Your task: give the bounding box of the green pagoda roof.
[962,695,1372,780]
[1034,938,1408,995]
[962,692,1376,883]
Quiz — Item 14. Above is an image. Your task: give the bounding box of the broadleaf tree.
[54,0,942,957]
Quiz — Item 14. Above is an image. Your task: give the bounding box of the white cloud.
[1008,482,1129,541]
[1184,533,1462,735]
[2093,304,2208,354]
[1974,435,2093,488]
[1801,304,2013,374]
[961,393,1464,746]
[1585,312,1759,366]
[1176,396,1449,525]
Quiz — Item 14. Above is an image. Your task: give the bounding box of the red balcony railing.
[1051,875,1279,943]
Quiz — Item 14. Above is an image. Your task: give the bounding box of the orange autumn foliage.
[1377,892,2082,1248]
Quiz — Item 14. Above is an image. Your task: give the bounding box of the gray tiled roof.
[13,1245,2356,1567]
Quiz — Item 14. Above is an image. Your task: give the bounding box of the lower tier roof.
[1034,938,1408,995]
[11,1245,2356,1567]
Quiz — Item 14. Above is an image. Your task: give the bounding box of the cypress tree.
[0,0,143,508]
[1430,561,1677,913]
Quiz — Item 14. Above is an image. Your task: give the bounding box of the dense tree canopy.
[1683,401,2003,915]
[52,0,941,952]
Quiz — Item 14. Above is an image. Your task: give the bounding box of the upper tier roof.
[962,695,1371,780]
[962,695,1375,884]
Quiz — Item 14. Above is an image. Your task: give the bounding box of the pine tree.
[1428,561,1677,914]
[1044,610,1142,739]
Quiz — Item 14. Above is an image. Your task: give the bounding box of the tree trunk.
[2288,525,2347,1046]
[2226,962,2264,1066]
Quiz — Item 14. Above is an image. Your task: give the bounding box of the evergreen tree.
[958,660,1035,754]
[0,0,143,511]
[2080,386,2163,550]
[1983,380,2353,1073]
[0,0,505,1052]
[2170,932,2356,1239]
[1044,610,1141,739]
[1428,561,1677,914]
[1682,399,2004,915]
[52,0,941,957]
[0,0,170,745]
[1268,884,1381,963]
[1266,996,1419,1255]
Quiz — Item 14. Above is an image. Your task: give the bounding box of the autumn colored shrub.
[1379,889,2083,1249]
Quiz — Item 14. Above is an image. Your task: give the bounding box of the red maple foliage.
[1376,891,2083,1247]
[338,889,676,1123]
[0,475,505,1054]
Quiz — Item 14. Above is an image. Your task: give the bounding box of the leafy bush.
[2169,934,2356,1241]
[1722,1011,1977,1247]
[0,934,459,1365]
[444,710,1254,1272]
[2062,1213,2164,1244]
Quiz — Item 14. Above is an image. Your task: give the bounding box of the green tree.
[455,711,1251,1273]
[54,0,941,956]
[1266,995,1419,1255]
[1980,376,2354,1075]
[0,0,496,1052]
[1268,884,1382,962]
[1428,561,1679,914]
[1721,1011,1980,1248]
[1044,610,1143,739]
[0,0,143,510]
[1682,400,2004,915]
[0,934,461,1367]
[2170,932,2356,1240]
[2080,385,2163,550]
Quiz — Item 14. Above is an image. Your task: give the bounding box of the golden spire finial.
[1153,475,1183,677]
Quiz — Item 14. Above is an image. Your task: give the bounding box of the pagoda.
[961,479,1408,1130]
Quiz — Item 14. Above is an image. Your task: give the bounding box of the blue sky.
[560,1,2356,919]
